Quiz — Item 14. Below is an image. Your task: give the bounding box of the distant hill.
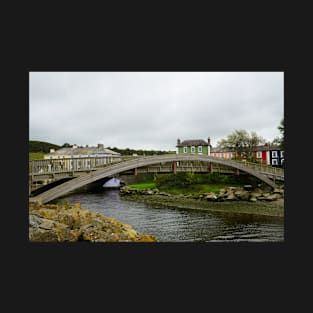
[106,147,176,156]
[29,141,61,153]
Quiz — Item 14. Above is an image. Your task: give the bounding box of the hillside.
[29,140,61,153]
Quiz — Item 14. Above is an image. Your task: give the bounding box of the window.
[191,146,195,153]
[281,151,284,157]
[272,151,278,158]
[256,151,262,158]
[272,159,278,165]
[198,146,202,153]
[183,147,187,153]
[228,153,232,158]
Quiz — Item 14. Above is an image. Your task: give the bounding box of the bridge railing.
[29,155,124,175]
[29,154,284,179]
[230,159,284,176]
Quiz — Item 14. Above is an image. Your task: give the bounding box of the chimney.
[207,137,211,146]
[72,144,78,149]
[98,143,104,149]
[177,138,181,146]
[49,148,55,153]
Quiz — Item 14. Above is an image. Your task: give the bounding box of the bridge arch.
[30,154,278,204]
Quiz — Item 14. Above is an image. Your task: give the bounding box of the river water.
[57,189,284,242]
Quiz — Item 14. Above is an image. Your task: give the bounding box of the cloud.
[29,71,284,150]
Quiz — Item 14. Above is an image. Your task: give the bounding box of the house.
[44,143,120,159]
[210,147,235,159]
[43,143,121,171]
[268,148,284,167]
[210,145,284,167]
[176,137,212,155]
[251,145,268,164]
[250,145,284,166]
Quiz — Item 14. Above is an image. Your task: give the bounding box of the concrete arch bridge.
[29,154,284,204]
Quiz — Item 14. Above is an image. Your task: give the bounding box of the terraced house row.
[176,137,284,167]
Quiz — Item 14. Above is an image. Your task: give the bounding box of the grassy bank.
[29,152,45,160]
[125,177,284,217]
[128,180,244,195]
[128,182,156,189]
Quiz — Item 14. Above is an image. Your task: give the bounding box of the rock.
[243,185,253,191]
[136,235,158,242]
[263,193,281,201]
[249,196,257,202]
[238,191,250,201]
[29,213,80,242]
[250,192,262,198]
[273,188,284,194]
[225,193,237,200]
[206,193,217,201]
[29,202,157,242]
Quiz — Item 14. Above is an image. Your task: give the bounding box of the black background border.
[3,12,307,308]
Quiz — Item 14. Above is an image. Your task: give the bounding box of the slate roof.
[176,139,209,147]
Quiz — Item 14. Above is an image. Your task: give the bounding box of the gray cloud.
[29,71,284,150]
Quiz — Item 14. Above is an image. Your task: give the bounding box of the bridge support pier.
[209,162,213,174]
[173,162,177,174]
[134,168,138,176]
[236,169,240,175]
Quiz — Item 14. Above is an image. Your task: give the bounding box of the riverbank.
[120,186,284,217]
[29,201,157,242]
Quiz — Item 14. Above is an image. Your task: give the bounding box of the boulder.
[243,185,253,191]
[238,191,250,201]
[206,193,217,201]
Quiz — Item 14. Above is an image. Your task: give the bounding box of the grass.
[29,152,45,160]
[127,181,243,195]
[128,182,156,189]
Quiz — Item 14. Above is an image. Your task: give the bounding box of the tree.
[278,118,284,149]
[217,129,266,161]
[271,118,284,149]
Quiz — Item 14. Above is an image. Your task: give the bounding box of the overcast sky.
[29,71,284,151]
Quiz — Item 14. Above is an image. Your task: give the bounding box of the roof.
[211,145,282,153]
[176,139,209,147]
[252,145,282,151]
[46,146,120,156]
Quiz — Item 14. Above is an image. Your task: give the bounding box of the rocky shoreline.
[29,202,157,242]
[119,185,284,217]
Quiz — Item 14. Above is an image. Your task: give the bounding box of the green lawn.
[128,182,156,189]
[29,152,45,160]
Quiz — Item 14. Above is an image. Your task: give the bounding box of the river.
[57,189,284,242]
